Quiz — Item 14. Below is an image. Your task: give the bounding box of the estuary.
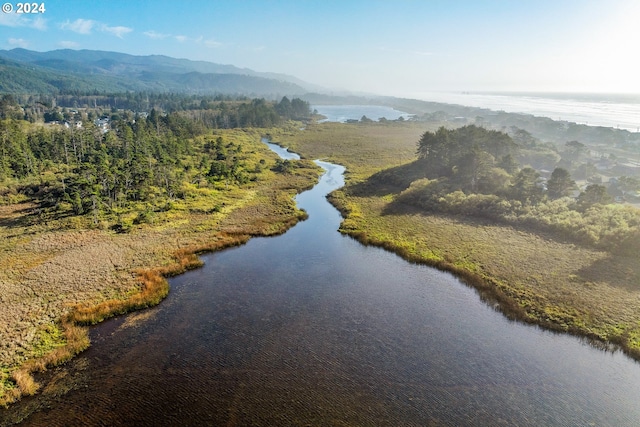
[3,141,640,426]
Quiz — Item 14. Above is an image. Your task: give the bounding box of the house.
[63,121,83,129]
[94,118,111,133]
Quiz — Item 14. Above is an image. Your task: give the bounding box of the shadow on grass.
[0,201,78,232]
[0,204,41,228]
[577,254,640,292]
[348,161,427,198]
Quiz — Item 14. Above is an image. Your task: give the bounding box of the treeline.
[390,125,640,254]
[0,93,312,125]
[0,96,311,229]
[179,97,310,129]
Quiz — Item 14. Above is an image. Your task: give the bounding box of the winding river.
[3,140,640,426]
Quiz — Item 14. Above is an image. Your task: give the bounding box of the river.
[2,140,640,426]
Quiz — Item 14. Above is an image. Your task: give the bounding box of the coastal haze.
[413,91,640,132]
[2,0,640,96]
[2,0,640,426]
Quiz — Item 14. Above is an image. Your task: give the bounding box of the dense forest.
[374,125,640,255]
[0,95,312,230]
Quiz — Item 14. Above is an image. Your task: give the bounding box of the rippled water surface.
[3,144,640,426]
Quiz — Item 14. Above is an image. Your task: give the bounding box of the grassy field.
[3,119,639,407]
[275,120,640,359]
[0,129,320,406]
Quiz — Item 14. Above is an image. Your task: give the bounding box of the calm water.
[314,105,413,123]
[3,142,640,426]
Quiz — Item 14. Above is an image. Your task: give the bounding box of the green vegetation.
[276,120,640,361]
[2,92,640,407]
[0,96,319,406]
[392,126,640,255]
[0,96,311,229]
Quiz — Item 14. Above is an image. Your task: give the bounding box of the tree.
[416,127,455,177]
[453,148,495,193]
[563,140,588,162]
[478,167,512,195]
[510,127,537,147]
[497,153,519,174]
[417,126,518,180]
[577,184,612,209]
[275,96,292,118]
[617,176,640,196]
[510,167,543,204]
[546,167,576,199]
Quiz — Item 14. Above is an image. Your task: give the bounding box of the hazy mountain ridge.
[0,48,314,96]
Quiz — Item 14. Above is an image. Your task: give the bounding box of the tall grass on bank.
[281,121,640,362]
[0,232,251,407]
[329,190,640,361]
[342,224,640,361]
[0,126,320,407]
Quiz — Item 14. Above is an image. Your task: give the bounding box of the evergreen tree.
[547,167,576,199]
[510,167,544,204]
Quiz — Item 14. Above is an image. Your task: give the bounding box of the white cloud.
[175,34,213,46]
[60,18,132,38]
[60,18,96,34]
[0,13,22,27]
[58,40,80,48]
[0,13,47,30]
[101,24,132,38]
[8,38,29,48]
[144,30,170,40]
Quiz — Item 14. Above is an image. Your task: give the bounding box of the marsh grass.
[0,129,320,407]
[284,121,640,361]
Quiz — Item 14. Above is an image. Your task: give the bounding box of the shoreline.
[1,232,251,407]
[327,191,640,363]
[270,121,640,365]
[0,138,321,409]
[0,225,310,409]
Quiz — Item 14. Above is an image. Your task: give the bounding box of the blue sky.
[1,0,639,96]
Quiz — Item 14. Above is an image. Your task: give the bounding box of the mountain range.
[0,48,318,97]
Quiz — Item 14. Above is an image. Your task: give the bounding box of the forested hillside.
[0,96,312,231]
[0,49,309,96]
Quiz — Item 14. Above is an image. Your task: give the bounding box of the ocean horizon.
[414,91,640,132]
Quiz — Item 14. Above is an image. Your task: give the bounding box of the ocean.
[414,91,640,132]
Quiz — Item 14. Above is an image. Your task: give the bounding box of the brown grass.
[283,121,640,361]
[0,131,320,407]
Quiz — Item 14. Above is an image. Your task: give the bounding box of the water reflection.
[3,144,640,426]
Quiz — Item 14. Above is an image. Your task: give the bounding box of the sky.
[1,0,639,97]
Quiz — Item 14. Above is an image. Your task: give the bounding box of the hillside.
[0,48,312,96]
